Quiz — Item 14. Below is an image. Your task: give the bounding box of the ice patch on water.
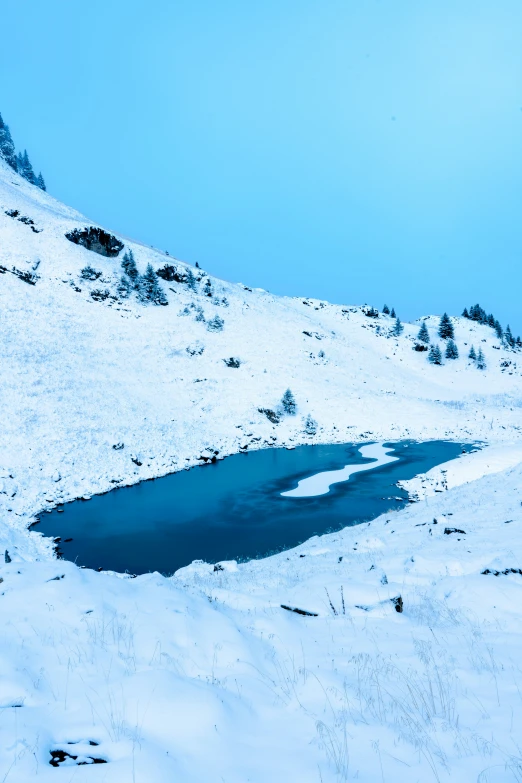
[280,443,398,498]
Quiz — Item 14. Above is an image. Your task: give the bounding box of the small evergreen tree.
[392,317,404,336]
[494,320,503,340]
[476,348,486,369]
[281,388,297,415]
[382,304,390,315]
[138,263,168,305]
[117,275,132,298]
[438,312,454,339]
[445,338,459,359]
[186,269,197,291]
[390,307,396,319]
[18,150,36,184]
[121,249,139,282]
[304,413,317,435]
[206,314,224,332]
[35,172,46,191]
[504,325,515,348]
[428,344,442,365]
[417,321,430,344]
[462,307,469,318]
[0,113,16,169]
[80,264,102,280]
[203,278,213,297]
[468,345,476,361]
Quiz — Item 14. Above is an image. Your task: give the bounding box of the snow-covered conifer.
[392,317,404,336]
[121,249,139,282]
[304,413,317,435]
[468,345,477,361]
[281,388,297,415]
[417,322,430,344]
[477,348,486,369]
[0,113,16,169]
[117,275,132,298]
[428,344,442,365]
[138,263,168,305]
[445,339,459,359]
[438,312,454,339]
[18,150,36,184]
[206,314,224,332]
[186,269,197,292]
[504,325,515,348]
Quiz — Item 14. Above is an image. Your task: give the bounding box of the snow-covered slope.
[2,160,522,781]
[1,158,521,542]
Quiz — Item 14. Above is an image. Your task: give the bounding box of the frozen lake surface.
[37,440,464,575]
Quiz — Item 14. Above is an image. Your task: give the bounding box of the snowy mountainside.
[2,157,522,781]
[0,158,521,540]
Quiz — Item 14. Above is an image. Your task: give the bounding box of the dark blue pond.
[37,440,465,575]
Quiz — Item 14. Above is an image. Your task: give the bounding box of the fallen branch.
[281,604,318,617]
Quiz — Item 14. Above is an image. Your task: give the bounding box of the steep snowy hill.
[1,158,521,543]
[2,159,522,782]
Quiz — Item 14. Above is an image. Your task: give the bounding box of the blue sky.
[2,0,522,332]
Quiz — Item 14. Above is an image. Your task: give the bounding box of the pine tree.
[504,325,515,348]
[0,113,16,169]
[206,314,224,332]
[390,307,396,319]
[203,278,213,297]
[445,339,459,359]
[462,307,469,318]
[468,345,476,361]
[417,321,430,344]
[35,172,46,191]
[494,320,503,340]
[392,317,404,336]
[117,275,132,298]
[304,413,317,435]
[138,263,168,305]
[18,150,36,184]
[428,344,442,365]
[121,249,139,282]
[281,388,297,415]
[438,312,454,339]
[382,304,390,315]
[186,269,197,291]
[476,348,486,369]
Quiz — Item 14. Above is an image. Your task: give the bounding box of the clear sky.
[2,0,521,331]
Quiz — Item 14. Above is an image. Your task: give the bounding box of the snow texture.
[1,159,522,781]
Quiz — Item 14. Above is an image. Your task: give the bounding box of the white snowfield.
[281,442,398,497]
[1,160,522,780]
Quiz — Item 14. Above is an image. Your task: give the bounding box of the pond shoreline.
[36,440,467,576]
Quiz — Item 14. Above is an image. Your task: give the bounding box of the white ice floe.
[281,442,398,497]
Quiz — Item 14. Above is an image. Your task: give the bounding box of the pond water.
[37,440,465,576]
